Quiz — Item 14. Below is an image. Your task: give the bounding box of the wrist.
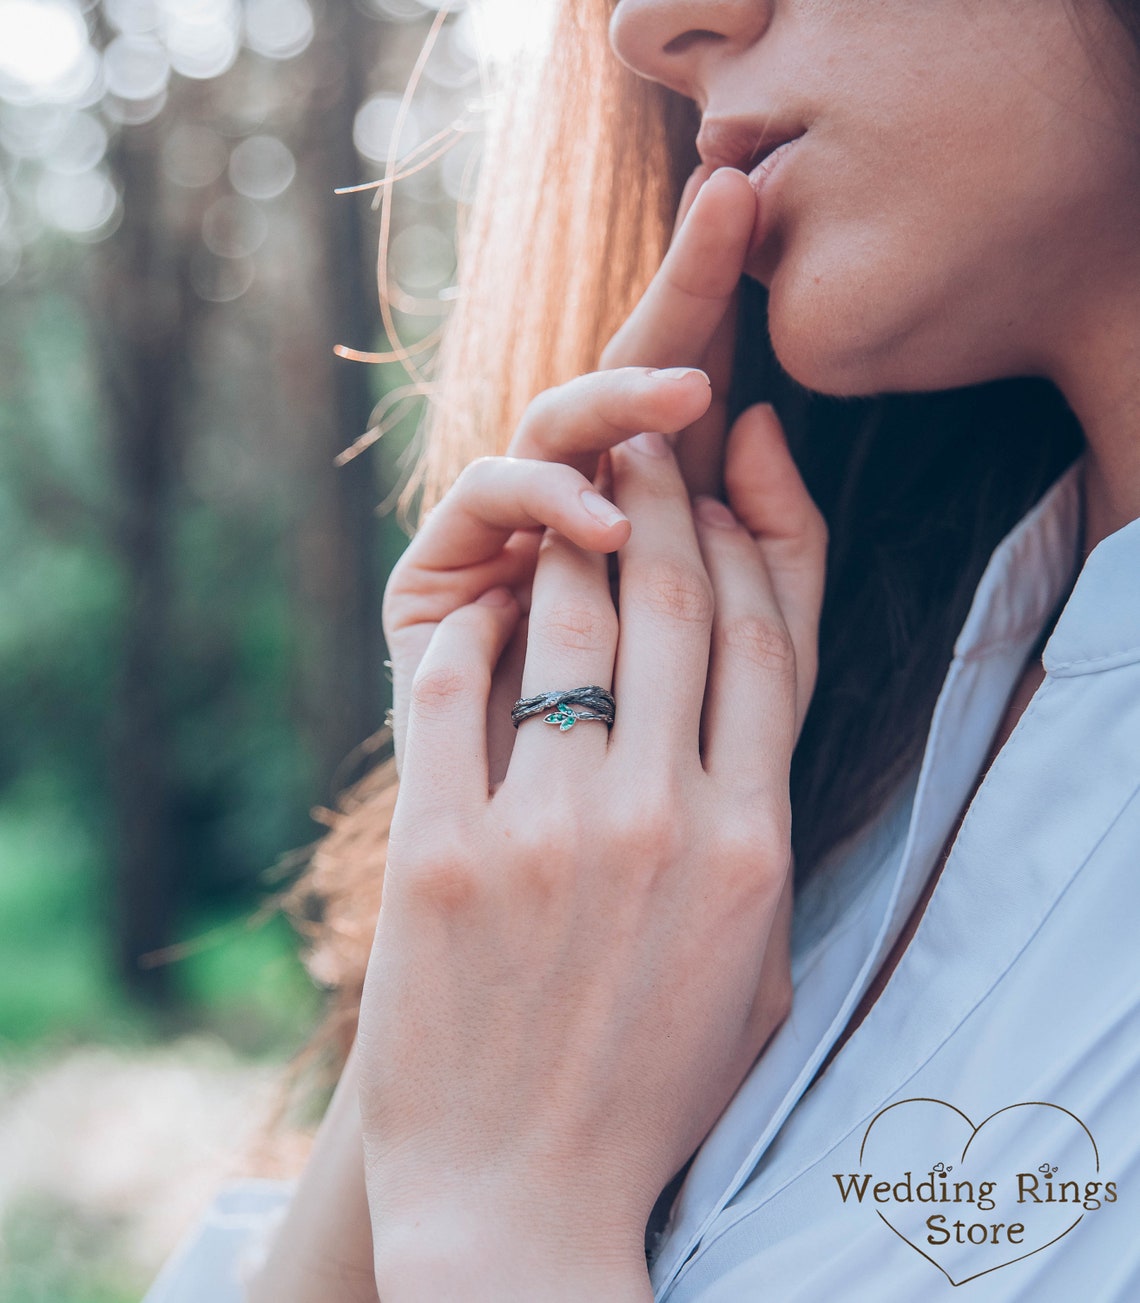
[372,1214,653,1302]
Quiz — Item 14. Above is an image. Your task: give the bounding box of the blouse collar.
[950,450,1140,676]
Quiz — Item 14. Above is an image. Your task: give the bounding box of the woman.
[144,1,1140,1299]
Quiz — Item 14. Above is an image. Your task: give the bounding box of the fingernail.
[580,489,628,528]
[626,431,670,458]
[694,496,737,529]
[477,586,515,606]
[646,367,710,385]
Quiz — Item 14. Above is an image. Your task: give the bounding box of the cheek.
[761,205,991,398]
[755,5,1140,396]
[762,224,918,397]
[761,120,1135,397]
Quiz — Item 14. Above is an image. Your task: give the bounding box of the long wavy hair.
[273,0,1140,1083]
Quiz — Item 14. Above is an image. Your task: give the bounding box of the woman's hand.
[381,369,708,784]
[359,415,827,1298]
[245,166,775,1303]
[381,166,760,785]
[597,162,751,501]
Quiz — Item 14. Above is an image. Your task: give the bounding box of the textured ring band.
[511,685,616,732]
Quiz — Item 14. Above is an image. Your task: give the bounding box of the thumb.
[723,403,829,733]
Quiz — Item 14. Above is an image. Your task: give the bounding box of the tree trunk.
[291,3,386,800]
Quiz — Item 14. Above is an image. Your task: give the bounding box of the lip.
[696,116,806,176]
[745,132,805,258]
[748,134,804,191]
[695,116,807,263]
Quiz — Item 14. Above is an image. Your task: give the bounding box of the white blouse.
[145,449,1140,1302]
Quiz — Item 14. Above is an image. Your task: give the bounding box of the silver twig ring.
[511,686,616,732]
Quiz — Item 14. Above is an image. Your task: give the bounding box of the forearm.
[246,1043,379,1303]
[374,1219,655,1303]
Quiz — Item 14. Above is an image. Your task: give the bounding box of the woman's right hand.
[248,166,800,1303]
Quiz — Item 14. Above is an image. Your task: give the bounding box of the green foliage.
[1,1193,142,1303]
[0,765,320,1056]
[0,770,136,1049]
[0,273,326,1054]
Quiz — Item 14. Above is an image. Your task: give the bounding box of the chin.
[764,275,891,398]
[760,243,1031,400]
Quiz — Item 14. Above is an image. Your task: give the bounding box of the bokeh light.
[244,0,314,61]
[201,194,267,260]
[104,88,167,125]
[423,17,481,91]
[102,35,171,102]
[104,0,160,37]
[440,130,480,203]
[388,221,455,292]
[353,93,422,165]
[361,0,430,26]
[0,104,72,159]
[36,167,120,238]
[468,0,556,66]
[0,0,92,104]
[46,112,109,176]
[161,0,240,82]
[161,123,229,189]
[189,246,254,301]
[228,135,295,201]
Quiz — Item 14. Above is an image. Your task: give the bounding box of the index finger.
[599,166,756,372]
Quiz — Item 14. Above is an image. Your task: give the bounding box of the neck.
[1049,290,1140,563]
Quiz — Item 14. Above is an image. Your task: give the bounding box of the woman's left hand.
[356,411,826,1299]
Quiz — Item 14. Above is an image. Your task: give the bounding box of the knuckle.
[715,809,788,881]
[389,815,483,912]
[410,662,480,715]
[404,851,481,912]
[538,599,616,653]
[515,386,563,445]
[499,804,579,892]
[608,790,686,864]
[454,454,497,492]
[381,566,420,639]
[720,613,796,676]
[632,558,714,625]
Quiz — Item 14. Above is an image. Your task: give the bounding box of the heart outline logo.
[856,1097,1102,1287]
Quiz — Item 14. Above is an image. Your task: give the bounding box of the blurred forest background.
[0,0,536,1297]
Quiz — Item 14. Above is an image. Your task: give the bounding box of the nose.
[608,0,774,101]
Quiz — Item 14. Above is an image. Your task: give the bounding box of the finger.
[486,612,529,794]
[599,167,755,374]
[663,166,742,499]
[670,163,712,241]
[722,404,829,737]
[393,457,632,600]
[385,529,541,780]
[671,292,738,500]
[504,366,712,477]
[399,588,522,816]
[690,495,797,799]
[605,432,714,766]
[505,525,618,783]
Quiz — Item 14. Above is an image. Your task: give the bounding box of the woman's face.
[608,0,1140,398]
